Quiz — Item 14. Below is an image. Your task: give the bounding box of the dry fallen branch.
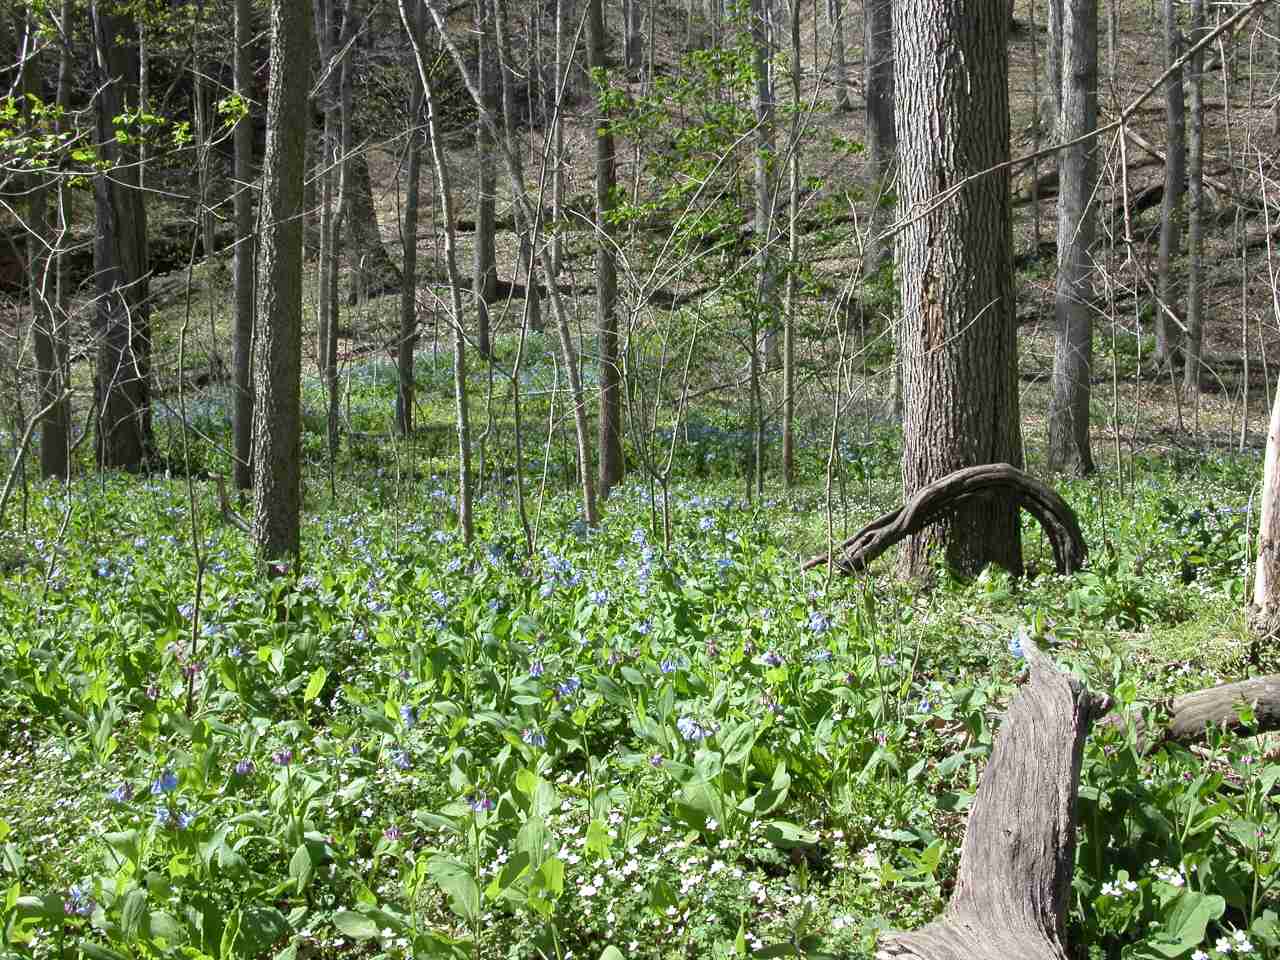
[802,463,1087,576]
[876,643,1109,960]
[1099,676,1280,752]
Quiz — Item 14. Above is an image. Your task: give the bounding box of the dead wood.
[876,643,1109,960]
[1099,675,1280,752]
[802,463,1086,576]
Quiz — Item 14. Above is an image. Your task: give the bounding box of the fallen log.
[876,642,1109,960]
[1100,675,1280,752]
[802,463,1086,576]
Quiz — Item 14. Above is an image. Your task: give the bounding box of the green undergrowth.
[0,410,1277,960]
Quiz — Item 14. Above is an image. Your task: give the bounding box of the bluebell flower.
[176,810,196,830]
[63,885,94,917]
[521,728,547,748]
[588,589,610,607]
[445,557,463,574]
[556,676,582,698]
[530,660,545,678]
[391,750,412,771]
[108,783,133,804]
[636,620,653,637]
[271,749,293,766]
[676,716,714,742]
[234,759,256,777]
[430,590,448,607]
[649,753,664,767]
[467,792,494,813]
[154,806,173,828]
[151,769,178,794]
[384,824,403,841]
[762,650,783,667]
[400,704,418,728]
[919,699,933,713]
[178,602,194,620]
[879,654,897,667]
[808,649,833,663]
[808,611,831,634]
[1009,628,1028,659]
[631,528,648,546]
[699,516,716,532]
[540,581,555,599]
[717,557,732,573]
[228,645,243,660]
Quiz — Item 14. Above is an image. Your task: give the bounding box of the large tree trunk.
[91,1,152,470]
[750,0,776,498]
[587,0,622,500]
[252,0,311,564]
[1154,0,1185,372]
[473,0,498,359]
[344,147,402,305]
[782,0,800,489]
[894,0,1024,578]
[1046,0,1098,475]
[232,0,256,490]
[878,642,1107,959]
[1183,0,1205,403]
[396,2,425,437]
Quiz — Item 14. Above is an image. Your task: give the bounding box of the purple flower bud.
[234,759,256,777]
[271,749,293,766]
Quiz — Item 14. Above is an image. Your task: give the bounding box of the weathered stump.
[803,464,1086,577]
[876,643,1109,960]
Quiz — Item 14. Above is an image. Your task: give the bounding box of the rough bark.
[623,0,643,72]
[1043,0,1063,140]
[877,642,1107,960]
[91,1,152,470]
[587,0,623,500]
[831,0,850,111]
[802,464,1087,576]
[232,0,256,490]
[1183,0,1205,400]
[1154,0,1185,371]
[396,3,425,437]
[863,0,895,271]
[252,0,311,564]
[894,0,1024,578]
[1046,0,1097,475]
[474,0,498,359]
[1102,676,1280,750]
[23,13,69,480]
[345,147,402,305]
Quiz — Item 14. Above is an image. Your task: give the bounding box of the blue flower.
[271,749,293,766]
[384,824,403,841]
[659,657,681,674]
[808,611,831,634]
[234,759,256,777]
[530,660,545,678]
[556,676,581,698]
[521,728,547,748]
[391,750,412,771]
[699,516,716,532]
[400,704,418,728]
[154,806,173,827]
[151,769,178,795]
[649,753,665,768]
[63,885,94,917]
[1009,628,1029,659]
[108,783,133,804]
[176,810,196,830]
[717,557,732,573]
[467,792,494,813]
[676,716,714,742]
[636,619,653,637]
[631,528,648,546]
[762,650,783,668]
[588,589,610,607]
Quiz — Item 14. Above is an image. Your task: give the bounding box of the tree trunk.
[863,0,894,270]
[1043,0,1063,140]
[782,0,800,489]
[252,0,311,564]
[474,0,498,359]
[1183,0,1205,402]
[22,14,69,481]
[91,1,152,470]
[344,147,402,305]
[831,0,850,111]
[397,2,425,437]
[550,0,572,276]
[894,0,1024,578]
[1254,383,1280,639]
[1154,0,1185,372]
[402,0,473,542]
[878,642,1107,959]
[624,0,643,72]
[232,0,256,490]
[588,0,623,500]
[1046,0,1097,475]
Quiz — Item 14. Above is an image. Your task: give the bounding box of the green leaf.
[764,820,818,847]
[428,856,481,922]
[600,948,626,960]
[77,944,128,960]
[586,818,611,857]
[289,843,313,894]
[120,887,149,940]
[332,910,380,940]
